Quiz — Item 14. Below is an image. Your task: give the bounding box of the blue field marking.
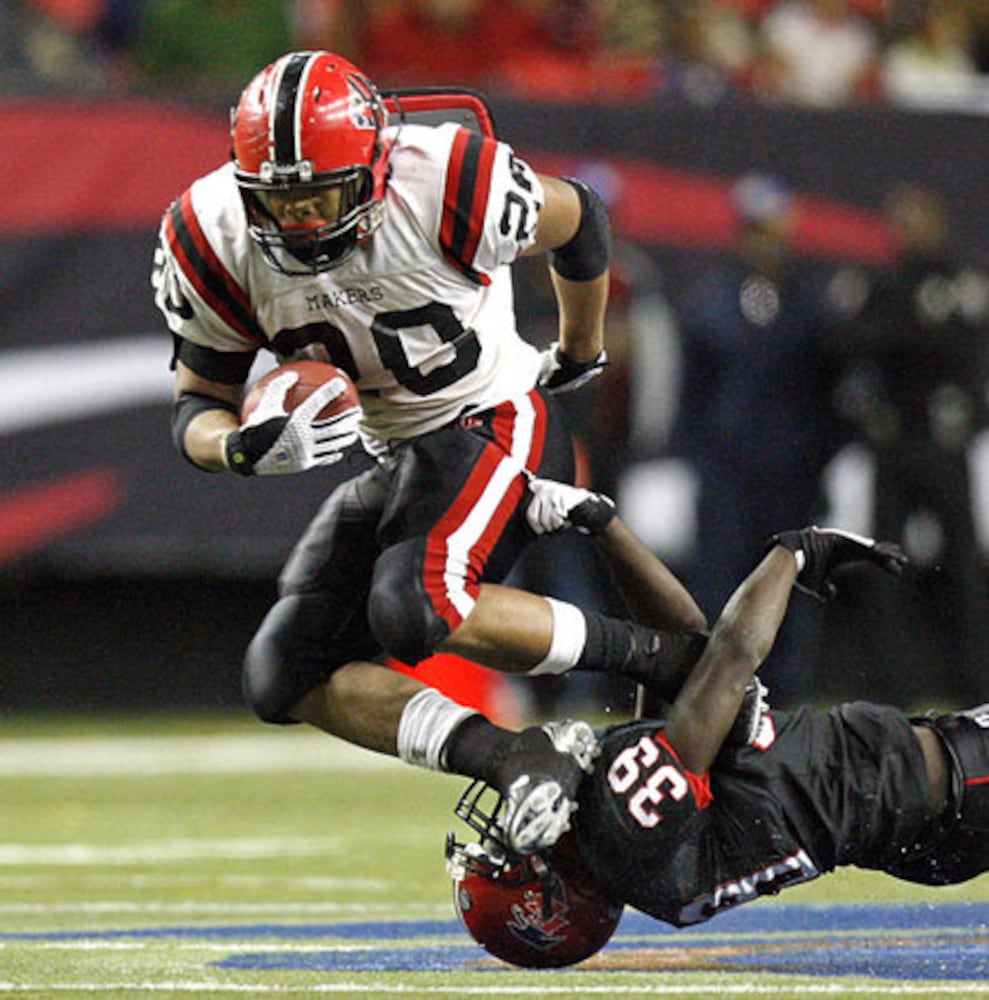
[214,903,989,982]
[712,938,988,980]
[217,946,478,974]
[213,939,989,980]
[206,904,989,979]
[3,903,986,980]
[1,902,982,943]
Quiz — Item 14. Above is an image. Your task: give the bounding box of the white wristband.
[529,597,587,676]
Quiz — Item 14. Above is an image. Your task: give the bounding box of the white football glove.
[525,477,616,535]
[226,371,361,476]
[537,342,608,394]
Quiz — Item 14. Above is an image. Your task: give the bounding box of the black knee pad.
[930,705,989,830]
[367,539,451,666]
[243,596,313,724]
[895,704,989,885]
[243,593,374,724]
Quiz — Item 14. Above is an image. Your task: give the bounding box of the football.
[241,360,359,422]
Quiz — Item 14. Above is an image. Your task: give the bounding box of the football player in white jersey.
[152,50,707,853]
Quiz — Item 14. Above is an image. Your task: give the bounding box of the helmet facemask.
[238,164,381,275]
[445,780,545,888]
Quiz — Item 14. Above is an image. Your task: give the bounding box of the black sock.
[577,613,708,701]
[442,714,515,786]
[576,612,635,672]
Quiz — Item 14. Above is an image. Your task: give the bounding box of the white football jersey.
[152,122,546,451]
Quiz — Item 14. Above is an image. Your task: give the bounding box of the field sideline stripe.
[0,901,447,914]
[0,985,987,995]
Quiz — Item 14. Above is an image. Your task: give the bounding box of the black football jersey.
[573,702,933,926]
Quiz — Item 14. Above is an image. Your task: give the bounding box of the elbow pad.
[550,178,612,282]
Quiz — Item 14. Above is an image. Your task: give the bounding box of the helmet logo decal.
[346,74,380,133]
[506,876,571,951]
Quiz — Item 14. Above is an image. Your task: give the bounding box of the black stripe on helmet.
[272,52,313,166]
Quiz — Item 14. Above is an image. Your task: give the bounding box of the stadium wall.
[2,96,987,710]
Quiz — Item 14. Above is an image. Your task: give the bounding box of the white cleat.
[542,719,600,773]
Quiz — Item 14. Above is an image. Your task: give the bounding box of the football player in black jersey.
[448,490,988,968]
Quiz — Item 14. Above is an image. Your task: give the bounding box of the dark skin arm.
[587,515,708,719]
[591,516,708,634]
[664,546,798,774]
[663,543,951,813]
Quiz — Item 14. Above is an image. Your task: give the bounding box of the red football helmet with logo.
[447,780,623,968]
[231,50,391,274]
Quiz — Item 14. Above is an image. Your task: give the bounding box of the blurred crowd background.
[6,0,989,110]
[3,0,989,721]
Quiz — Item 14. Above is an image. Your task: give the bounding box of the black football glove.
[537,343,608,394]
[768,526,909,602]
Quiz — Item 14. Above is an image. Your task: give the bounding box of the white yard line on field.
[0,837,347,866]
[0,983,986,995]
[0,941,385,952]
[0,731,404,778]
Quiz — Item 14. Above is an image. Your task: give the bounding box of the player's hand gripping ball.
[228,360,361,475]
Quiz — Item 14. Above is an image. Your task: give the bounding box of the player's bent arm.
[665,546,799,773]
[550,269,609,363]
[173,361,243,472]
[593,517,708,633]
[593,515,709,721]
[527,175,609,364]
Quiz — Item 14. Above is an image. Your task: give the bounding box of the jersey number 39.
[607,735,690,830]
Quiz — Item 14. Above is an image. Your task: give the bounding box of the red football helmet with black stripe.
[232,50,391,274]
[446,780,623,968]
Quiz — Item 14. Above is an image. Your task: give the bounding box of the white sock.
[396,687,477,771]
[529,597,587,676]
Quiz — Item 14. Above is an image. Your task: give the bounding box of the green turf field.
[0,712,986,998]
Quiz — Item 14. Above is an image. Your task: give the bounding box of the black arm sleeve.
[171,391,239,469]
[549,178,612,282]
[170,334,258,384]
